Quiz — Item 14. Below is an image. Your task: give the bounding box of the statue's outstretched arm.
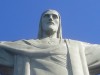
[82,42,100,73]
[0,42,14,66]
[0,41,52,57]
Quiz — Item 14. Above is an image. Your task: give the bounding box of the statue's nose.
[49,15,53,21]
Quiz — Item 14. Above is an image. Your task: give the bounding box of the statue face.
[41,10,59,34]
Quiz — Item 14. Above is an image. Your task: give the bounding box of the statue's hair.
[37,9,62,39]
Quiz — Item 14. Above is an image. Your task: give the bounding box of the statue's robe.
[0,38,99,75]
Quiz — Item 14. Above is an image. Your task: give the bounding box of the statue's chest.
[31,42,68,65]
[32,41,68,55]
[29,42,68,75]
[14,41,69,75]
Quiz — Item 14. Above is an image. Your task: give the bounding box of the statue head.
[37,9,62,39]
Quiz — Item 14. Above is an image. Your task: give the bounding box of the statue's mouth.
[48,22,54,25]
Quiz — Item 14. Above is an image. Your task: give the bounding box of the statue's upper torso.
[0,38,70,75]
[1,38,100,75]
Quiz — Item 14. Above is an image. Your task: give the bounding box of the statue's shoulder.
[0,39,40,46]
[65,39,82,43]
[12,39,41,45]
[65,39,96,47]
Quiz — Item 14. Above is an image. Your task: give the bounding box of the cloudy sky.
[0,0,100,44]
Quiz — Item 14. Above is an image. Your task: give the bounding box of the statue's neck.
[42,32,57,38]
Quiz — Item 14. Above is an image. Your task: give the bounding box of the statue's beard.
[43,25,57,36]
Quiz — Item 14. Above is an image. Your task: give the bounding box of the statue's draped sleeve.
[0,40,31,67]
[66,39,100,75]
[0,41,14,67]
[82,42,100,69]
[66,39,100,70]
[81,42,100,74]
[65,39,89,75]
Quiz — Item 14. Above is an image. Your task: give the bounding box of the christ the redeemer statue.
[0,9,99,75]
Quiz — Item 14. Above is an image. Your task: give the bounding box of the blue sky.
[0,0,100,44]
